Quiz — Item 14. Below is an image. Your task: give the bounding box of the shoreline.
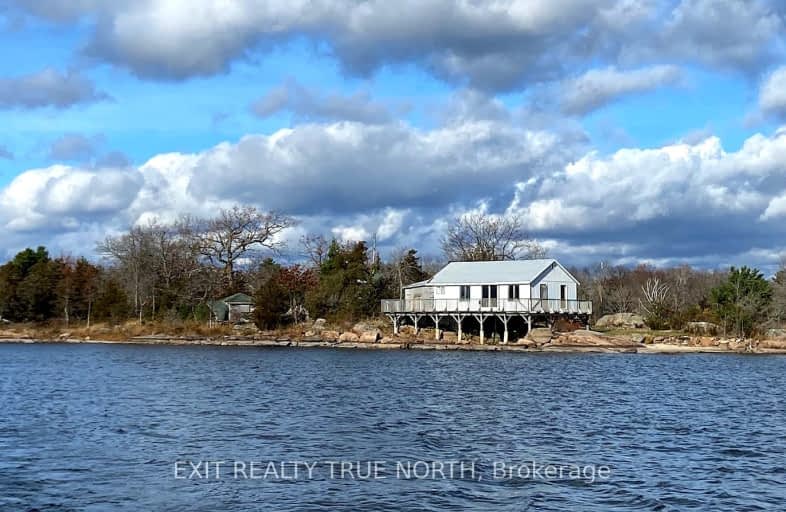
[2,336,786,354]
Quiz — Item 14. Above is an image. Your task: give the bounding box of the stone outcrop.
[312,318,327,332]
[685,322,720,335]
[595,313,647,329]
[321,330,340,342]
[527,327,553,346]
[339,332,360,342]
[359,331,380,343]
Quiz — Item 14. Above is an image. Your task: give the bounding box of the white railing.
[381,298,592,315]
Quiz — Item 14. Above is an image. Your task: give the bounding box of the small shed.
[209,293,255,323]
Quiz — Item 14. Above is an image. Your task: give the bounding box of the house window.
[460,285,471,300]
[508,285,520,299]
[437,286,445,295]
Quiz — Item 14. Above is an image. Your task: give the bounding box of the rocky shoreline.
[3,329,786,354]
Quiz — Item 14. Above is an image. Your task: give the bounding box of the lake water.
[1,344,785,511]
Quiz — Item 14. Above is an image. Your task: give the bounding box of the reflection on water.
[1,344,785,511]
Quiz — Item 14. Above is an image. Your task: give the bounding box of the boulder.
[321,330,340,342]
[685,322,720,335]
[698,337,717,347]
[312,318,327,332]
[380,336,396,344]
[550,330,637,348]
[352,322,376,334]
[595,313,647,329]
[527,328,553,345]
[518,338,537,348]
[339,332,360,343]
[630,334,646,344]
[359,331,380,343]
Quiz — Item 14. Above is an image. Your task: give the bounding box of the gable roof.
[221,292,254,304]
[411,259,579,286]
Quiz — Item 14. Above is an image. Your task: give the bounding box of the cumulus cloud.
[251,81,394,124]
[759,66,786,119]
[6,0,783,91]
[508,129,786,264]
[560,65,682,115]
[4,117,786,268]
[0,68,109,109]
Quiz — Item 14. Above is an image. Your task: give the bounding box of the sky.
[1,0,786,272]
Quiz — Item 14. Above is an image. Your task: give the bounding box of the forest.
[1,206,784,338]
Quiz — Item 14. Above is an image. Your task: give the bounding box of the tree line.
[1,206,784,338]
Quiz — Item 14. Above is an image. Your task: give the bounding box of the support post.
[479,315,485,345]
[502,315,509,344]
[432,315,440,340]
[526,315,532,335]
[393,315,399,335]
[414,315,420,335]
[457,316,463,342]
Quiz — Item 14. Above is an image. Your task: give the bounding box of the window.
[508,285,520,299]
[438,286,445,295]
[460,285,470,300]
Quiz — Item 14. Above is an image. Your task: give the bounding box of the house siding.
[531,264,577,301]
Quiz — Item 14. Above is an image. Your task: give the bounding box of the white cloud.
[560,65,682,115]
[7,0,783,90]
[759,66,786,119]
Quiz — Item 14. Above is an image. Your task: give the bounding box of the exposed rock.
[321,330,340,342]
[304,330,316,337]
[550,330,637,348]
[685,322,720,335]
[352,322,380,334]
[233,324,260,335]
[398,325,417,336]
[380,336,396,344]
[728,340,747,351]
[595,313,647,329]
[765,328,786,340]
[518,338,537,348]
[528,328,553,345]
[339,332,360,342]
[442,331,458,342]
[312,318,327,332]
[760,339,786,349]
[58,332,72,339]
[630,334,645,344]
[359,331,380,343]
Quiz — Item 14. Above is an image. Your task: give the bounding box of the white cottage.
[381,259,592,343]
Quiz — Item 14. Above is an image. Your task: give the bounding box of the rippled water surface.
[1,344,785,511]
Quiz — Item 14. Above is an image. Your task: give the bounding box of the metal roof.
[426,259,572,285]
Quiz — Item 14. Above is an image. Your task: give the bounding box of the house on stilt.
[381,259,592,343]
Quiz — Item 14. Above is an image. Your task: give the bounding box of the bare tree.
[441,212,546,261]
[190,206,296,291]
[300,233,329,268]
[98,225,156,321]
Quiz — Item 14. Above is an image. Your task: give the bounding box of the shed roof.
[221,292,254,304]
[418,259,578,285]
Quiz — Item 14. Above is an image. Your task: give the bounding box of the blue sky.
[1,0,786,272]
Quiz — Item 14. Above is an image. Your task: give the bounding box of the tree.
[252,262,289,330]
[711,266,772,338]
[276,265,318,323]
[639,277,671,329]
[441,212,545,261]
[391,248,428,298]
[300,233,329,268]
[306,240,375,320]
[190,206,295,292]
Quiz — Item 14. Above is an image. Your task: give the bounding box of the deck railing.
[381,298,592,315]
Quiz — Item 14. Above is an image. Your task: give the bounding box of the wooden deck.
[381,298,592,315]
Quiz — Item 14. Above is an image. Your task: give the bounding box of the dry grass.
[0,320,234,341]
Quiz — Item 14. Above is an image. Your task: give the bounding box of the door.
[540,284,548,312]
[482,285,497,308]
[560,284,567,310]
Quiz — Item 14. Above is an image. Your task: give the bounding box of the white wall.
[531,264,577,300]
